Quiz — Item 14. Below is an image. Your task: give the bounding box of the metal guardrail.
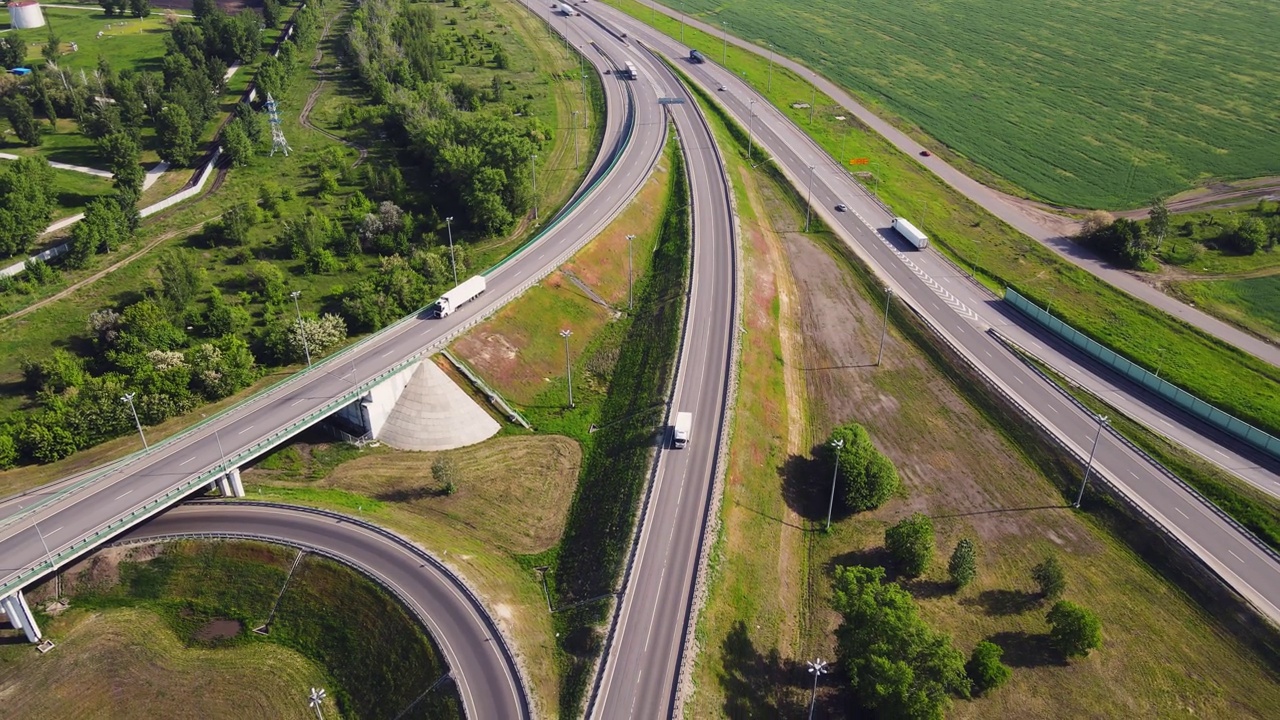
[440,350,532,430]
[990,328,1280,565]
[1005,287,1280,461]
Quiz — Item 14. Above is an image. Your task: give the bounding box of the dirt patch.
[193,618,243,642]
[783,233,1094,552]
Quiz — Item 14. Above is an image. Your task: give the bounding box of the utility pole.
[804,164,815,232]
[747,99,756,163]
[876,286,892,365]
[560,329,574,408]
[1075,415,1109,508]
[34,521,58,599]
[679,2,685,43]
[721,22,728,65]
[290,290,312,367]
[806,659,828,720]
[810,79,817,124]
[445,216,458,287]
[530,154,539,220]
[121,392,147,449]
[826,438,843,531]
[625,234,636,311]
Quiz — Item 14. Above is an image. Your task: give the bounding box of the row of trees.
[1081,197,1279,267]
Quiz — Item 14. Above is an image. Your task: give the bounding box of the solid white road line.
[1229,550,1245,563]
[115,489,133,500]
[1175,507,1189,519]
[237,425,254,435]
[179,456,196,466]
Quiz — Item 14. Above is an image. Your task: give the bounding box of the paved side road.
[637,1,1280,367]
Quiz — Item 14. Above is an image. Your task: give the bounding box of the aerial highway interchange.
[2,1,1279,718]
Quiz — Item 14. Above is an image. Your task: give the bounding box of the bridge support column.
[226,467,245,498]
[216,475,232,496]
[2,591,42,643]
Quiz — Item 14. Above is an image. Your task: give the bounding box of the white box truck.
[672,411,692,449]
[434,276,486,318]
[623,61,638,80]
[892,217,929,249]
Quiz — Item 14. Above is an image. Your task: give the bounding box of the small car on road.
[835,204,848,212]
[919,150,931,157]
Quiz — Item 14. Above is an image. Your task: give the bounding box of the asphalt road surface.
[593,4,1280,627]
[574,16,738,720]
[115,502,526,719]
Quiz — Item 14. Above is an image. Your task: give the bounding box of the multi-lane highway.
[590,3,1280,629]
[577,19,738,720]
[117,502,526,718]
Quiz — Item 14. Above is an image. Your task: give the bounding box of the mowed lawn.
[662,0,1280,208]
[1173,273,1280,341]
[3,7,178,75]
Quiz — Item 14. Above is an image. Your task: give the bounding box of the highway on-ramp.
[593,4,1280,627]
[115,502,524,719]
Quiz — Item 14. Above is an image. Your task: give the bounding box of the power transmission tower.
[266,92,291,157]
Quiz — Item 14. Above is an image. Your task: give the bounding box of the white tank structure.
[7,1,46,30]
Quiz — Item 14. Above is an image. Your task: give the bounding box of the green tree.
[156,104,196,167]
[885,513,935,578]
[19,421,77,464]
[965,641,1011,696]
[832,565,970,719]
[129,0,151,18]
[97,131,145,196]
[1046,600,1102,659]
[947,539,977,589]
[0,156,57,256]
[5,94,42,147]
[202,288,251,338]
[192,0,217,21]
[66,197,129,268]
[829,422,899,512]
[0,35,25,68]
[1032,555,1066,601]
[0,432,17,470]
[1226,216,1268,255]
[222,117,254,167]
[1148,197,1170,249]
[262,0,282,28]
[113,299,188,356]
[188,336,256,400]
[246,260,287,304]
[42,34,61,66]
[21,349,86,394]
[156,248,206,315]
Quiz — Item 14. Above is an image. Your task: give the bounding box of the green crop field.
[3,7,180,74]
[661,0,1280,209]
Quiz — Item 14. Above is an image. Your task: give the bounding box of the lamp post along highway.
[747,99,756,163]
[678,2,685,43]
[806,658,829,720]
[290,290,312,367]
[530,153,539,220]
[307,687,326,720]
[804,164,816,232]
[121,392,147,449]
[767,43,775,93]
[572,110,580,168]
[827,439,844,531]
[1075,414,1109,507]
[877,286,892,365]
[721,21,728,64]
[445,216,458,287]
[560,328,574,409]
[34,521,58,598]
[626,234,636,311]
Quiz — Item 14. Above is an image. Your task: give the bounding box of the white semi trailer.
[892,217,929,249]
[434,276,486,318]
[672,411,692,449]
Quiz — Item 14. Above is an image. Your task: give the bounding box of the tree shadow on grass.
[374,485,449,502]
[904,578,955,600]
[779,452,827,521]
[960,589,1042,617]
[986,630,1066,668]
[719,620,806,719]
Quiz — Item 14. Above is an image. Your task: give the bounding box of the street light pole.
[721,22,728,65]
[530,153,539,220]
[810,79,817,124]
[34,521,58,598]
[445,216,458,287]
[121,392,147,449]
[290,290,312,367]
[560,329,574,408]
[1075,415,1109,507]
[767,43,775,93]
[877,286,892,365]
[625,234,636,311]
[806,658,828,720]
[826,439,844,531]
[803,164,815,232]
[307,687,327,720]
[747,99,756,163]
[679,2,685,44]
[572,110,580,168]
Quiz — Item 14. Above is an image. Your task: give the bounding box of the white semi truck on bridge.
[892,217,929,249]
[434,276,486,317]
